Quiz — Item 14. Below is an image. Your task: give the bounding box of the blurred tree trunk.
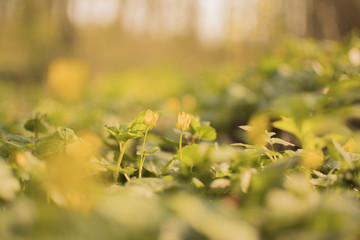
[308,0,360,39]
[333,0,360,36]
[18,0,74,81]
[19,0,52,81]
[53,0,75,55]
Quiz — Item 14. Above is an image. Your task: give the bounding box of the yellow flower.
[175,112,192,131]
[144,109,159,128]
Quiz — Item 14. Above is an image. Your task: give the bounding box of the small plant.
[138,109,159,178]
[175,111,192,164]
[24,113,48,140]
[105,111,149,183]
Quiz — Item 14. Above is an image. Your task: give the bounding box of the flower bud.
[14,151,27,168]
[144,109,159,128]
[175,112,192,131]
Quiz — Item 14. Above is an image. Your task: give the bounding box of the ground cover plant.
[1,36,360,240]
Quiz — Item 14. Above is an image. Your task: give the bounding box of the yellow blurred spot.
[47,58,90,102]
[8,151,27,168]
[349,47,360,66]
[98,66,184,103]
[302,149,324,169]
[247,114,269,145]
[43,140,102,213]
[343,138,357,153]
[210,178,230,189]
[62,111,73,124]
[166,98,181,113]
[311,61,324,76]
[49,190,93,214]
[77,131,103,153]
[14,151,27,168]
[181,94,197,111]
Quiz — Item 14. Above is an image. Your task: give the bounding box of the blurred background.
[1,0,360,140]
[1,0,360,82]
[2,2,360,239]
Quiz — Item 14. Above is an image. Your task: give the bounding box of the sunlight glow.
[67,0,119,27]
[67,0,259,46]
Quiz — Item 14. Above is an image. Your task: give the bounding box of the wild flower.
[175,111,191,164]
[175,111,192,131]
[144,109,159,128]
[139,109,159,178]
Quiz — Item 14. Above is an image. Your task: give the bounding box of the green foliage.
[190,117,217,142]
[0,160,20,201]
[24,113,48,135]
[1,36,360,239]
[136,145,160,156]
[1,134,36,150]
[35,127,77,159]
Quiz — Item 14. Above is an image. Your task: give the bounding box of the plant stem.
[114,141,129,183]
[124,173,131,182]
[139,127,149,178]
[270,142,277,161]
[34,128,38,140]
[179,130,183,163]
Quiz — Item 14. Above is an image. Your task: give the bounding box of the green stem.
[269,142,277,161]
[179,130,183,163]
[34,127,38,140]
[124,173,131,182]
[114,140,129,183]
[139,127,149,178]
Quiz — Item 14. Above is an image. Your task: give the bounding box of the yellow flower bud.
[175,111,192,131]
[14,151,27,168]
[144,109,159,128]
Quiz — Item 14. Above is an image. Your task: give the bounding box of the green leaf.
[231,143,264,151]
[273,116,301,139]
[24,118,47,134]
[104,126,119,138]
[143,152,173,176]
[35,127,77,159]
[175,144,212,175]
[105,124,143,143]
[57,127,76,143]
[25,143,38,150]
[239,125,253,131]
[106,165,136,175]
[125,178,177,193]
[191,177,205,188]
[190,117,217,141]
[195,125,217,141]
[105,112,148,143]
[159,136,178,148]
[167,194,258,240]
[324,157,342,170]
[127,111,147,133]
[310,170,337,187]
[136,146,160,156]
[116,132,141,142]
[265,131,276,139]
[190,117,201,133]
[175,144,200,164]
[1,134,35,149]
[269,137,295,147]
[331,140,359,168]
